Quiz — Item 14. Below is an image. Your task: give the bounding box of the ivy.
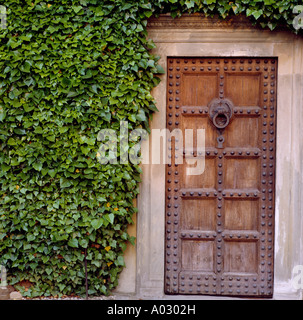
[153,0,303,32]
[0,0,301,298]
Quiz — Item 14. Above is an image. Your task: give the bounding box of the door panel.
[181,116,216,147]
[181,157,217,189]
[224,199,259,230]
[223,241,258,273]
[225,117,260,147]
[181,241,215,272]
[224,158,260,189]
[225,72,261,106]
[180,199,217,231]
[183,73,218,106]
[165,57,276,297]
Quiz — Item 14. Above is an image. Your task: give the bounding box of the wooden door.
[165,57,276,297]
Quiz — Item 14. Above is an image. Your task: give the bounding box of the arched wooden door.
[165,57,276,297]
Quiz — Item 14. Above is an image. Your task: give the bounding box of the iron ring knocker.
[212,108,231,129]
[208,98,234,130]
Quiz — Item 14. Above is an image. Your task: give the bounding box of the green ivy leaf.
[21,61,32,73]
[104,213,115,225]
[72,6,83,13]
[68,238,79,248]
[0,107,7,122]
[136,109,147,122]
[91,218,103,230]
[252,10,263,20]
[185,0,195,9]
[79,238,89,248]
[7,138,17,146]
[46,135,56,142]
[155,64,165,74]
[115,256,125,266]
[13,128,26,135]
[33,162,43,171]
[45,268,52,275]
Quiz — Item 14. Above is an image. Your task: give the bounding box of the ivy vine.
[0,0,301,298]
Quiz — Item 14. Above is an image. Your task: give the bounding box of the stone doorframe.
[115,14,303,300]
